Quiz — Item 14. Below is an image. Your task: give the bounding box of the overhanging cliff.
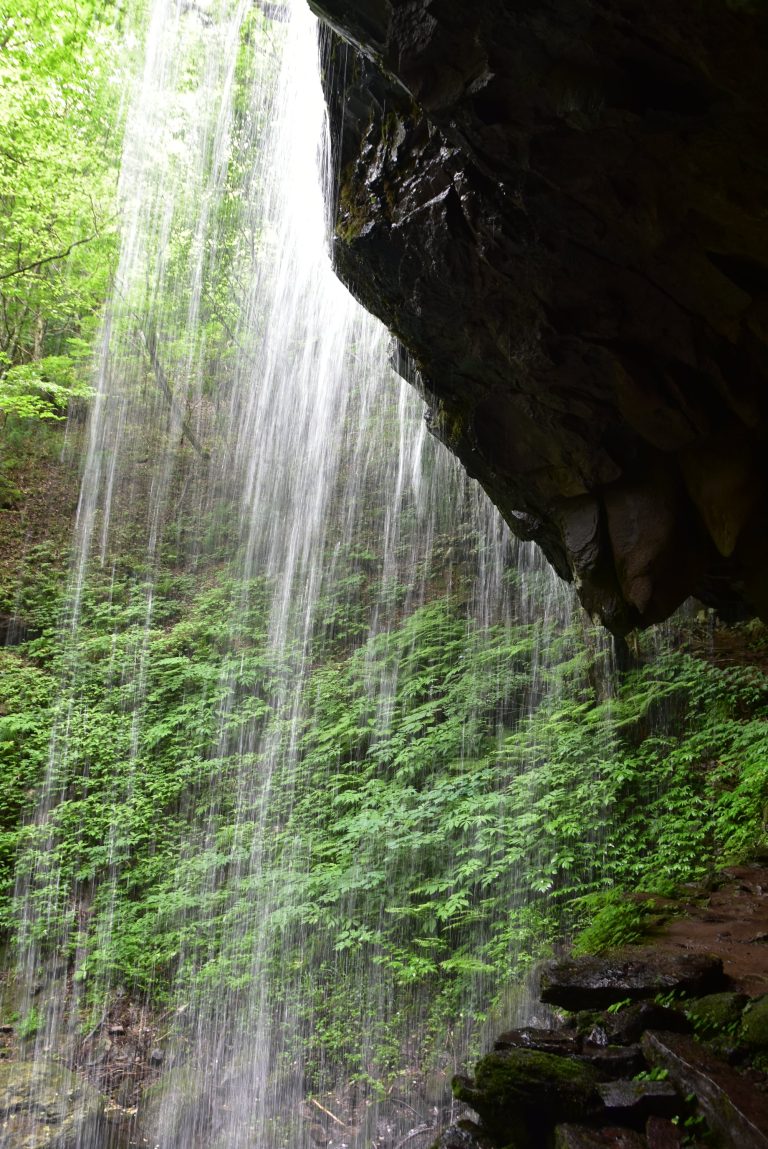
[309,0,768,634]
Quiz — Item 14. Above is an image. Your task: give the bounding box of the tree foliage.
[0,0,125,421]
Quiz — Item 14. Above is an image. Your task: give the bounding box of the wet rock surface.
[648,863,768,997]
[740,993,768,1051]
[429,1120,496,1149]
[0,1060,106,1148]
[453,1048,600,1141]
[539,950,725,1010]
[596,1079,680,1125]
[310,0,768,633]
[493,1026,579,1056]
[642,1030,768,1148]
[439,937,768,1149]
[588,1003,692,1048]
[685,991,749,1037]
[578,1044,645,1080]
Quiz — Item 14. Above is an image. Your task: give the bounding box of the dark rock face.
[645,1116,684,1149]
[555,1127,646,1149]
[309,0,768,633]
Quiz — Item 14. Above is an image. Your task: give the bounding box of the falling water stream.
[3,1,603,1146]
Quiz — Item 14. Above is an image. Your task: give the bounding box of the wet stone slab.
[596,1080,681,1126]
[592,1003,692,1047]
[493,1027,579,1056]
[540,951,725,1011]
[642,1030,768,1149]
[578,1043,646,1079]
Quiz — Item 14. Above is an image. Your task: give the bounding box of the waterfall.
[2,1,606,1146]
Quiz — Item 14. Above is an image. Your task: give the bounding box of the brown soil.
[675,615,768,675]
[649,862,768,997]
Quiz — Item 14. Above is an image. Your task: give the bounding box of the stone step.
[494,1027,579,1056]
[642,1030,768,1149]
[540,951,725,1011]
[596,1080,681,1126]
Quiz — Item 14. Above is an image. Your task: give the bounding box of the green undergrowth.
[1,487,768,1086]
[570,894,660,955]
[1,413,768,1085]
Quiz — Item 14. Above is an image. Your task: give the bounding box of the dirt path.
[651,861,768,997]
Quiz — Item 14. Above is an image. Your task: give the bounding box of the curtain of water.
[3,1,600,1147]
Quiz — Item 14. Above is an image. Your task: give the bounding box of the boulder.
[685,992,748,1037]
[740,994,768,1051]
[592,1003,691,1048]
[453,1048,600,1144]
[0,1060,106,1148]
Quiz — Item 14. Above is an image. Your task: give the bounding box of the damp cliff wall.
[310,0,768,634]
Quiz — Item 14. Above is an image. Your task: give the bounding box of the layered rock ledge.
[309,0,768,634]
[440,948,768,1148]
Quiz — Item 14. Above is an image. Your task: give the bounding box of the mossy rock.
[686,991,748,1036]
[740,994,768,1050]
[453,1049,599,1144]
[135,1065,211,1144]
[0,1060,106,1147]
[428,1119,497,1148]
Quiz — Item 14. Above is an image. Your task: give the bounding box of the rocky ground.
[432,862,768,1148]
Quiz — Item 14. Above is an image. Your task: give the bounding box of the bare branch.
[137,325,210,460]
[309,1098,346,1127]
[0,219,116,283]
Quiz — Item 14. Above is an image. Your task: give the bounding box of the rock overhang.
[309,0,768,634]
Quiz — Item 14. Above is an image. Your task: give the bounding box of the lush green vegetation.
[2,475,767,1087]
[0,0,127,418]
